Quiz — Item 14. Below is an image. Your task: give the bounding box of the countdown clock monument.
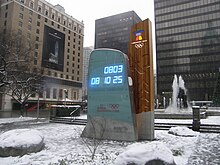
[82,49,138,141]
[82,19,154,141]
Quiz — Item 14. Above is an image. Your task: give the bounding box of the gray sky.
[48,0,155,47]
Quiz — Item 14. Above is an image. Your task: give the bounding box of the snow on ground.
[0,116,219,165]
[168,126,199,137]
[155,116,220,125]
[114,141,175,164]
[0,116,37,124]
[0,129,43,148]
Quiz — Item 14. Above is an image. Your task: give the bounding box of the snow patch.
[114,141,175,165]
[0,129,44,148]
[168,126,199,137]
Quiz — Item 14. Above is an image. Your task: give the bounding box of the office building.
[82,46,93,96]
[155,0,220,101]
[95,11,142,55]
[0,0,84,112]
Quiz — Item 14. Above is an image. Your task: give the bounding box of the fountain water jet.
[165,74,191,113]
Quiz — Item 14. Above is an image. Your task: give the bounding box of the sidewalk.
[188,133,220,165]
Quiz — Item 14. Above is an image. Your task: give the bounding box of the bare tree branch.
[0,31,44,116]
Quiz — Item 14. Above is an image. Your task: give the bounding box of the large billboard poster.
[42,25,65,71]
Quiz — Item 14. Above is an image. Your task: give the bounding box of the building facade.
[95,11,142,55]
[155,0,220,101]
[82,46,93,97]
[0,0,84,112]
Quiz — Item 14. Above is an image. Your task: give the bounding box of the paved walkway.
[188,133,220,165]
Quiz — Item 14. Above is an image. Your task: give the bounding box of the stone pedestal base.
[82,116,138,141]
[136,111,154,140]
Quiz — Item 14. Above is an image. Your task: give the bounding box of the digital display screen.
[89,64,124,87]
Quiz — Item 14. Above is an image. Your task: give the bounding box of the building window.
[18,29,22,35]
[73,91,77,100]
[19,13,23,19]
[20,0,25,3]
[34,59,37,65]
[18,21,22,27]
[4,12,8,18]
[53,88,57,99]
[59,89,63,99]
[45,18,48,23]
[38,6,41,12]
[36,36,39,41]
[39,90,43,98]
[37,21,40,26]
[45,10,48,16]
[35,43,38,49]
[63,27,66,31]
[20,5,24,11]
[27,33,31,39]
[28,25,31,31]
[38,14,41,19]
[28,17,32,23]
[54,72,57,77]
[52,14,54,19]
[34,51,38,58]
[4,21,7,26]
[36,29,39,34]
[51,21,54,26]
[30,1,34,9]
[29,10,33,15]
[66,75,69,79]
[46,88,50,98]
[57,24,60,29]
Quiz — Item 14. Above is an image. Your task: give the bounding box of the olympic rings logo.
[135,43,144,49]
[131,40,147,49]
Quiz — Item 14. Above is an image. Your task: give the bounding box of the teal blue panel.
[87,49,134,124]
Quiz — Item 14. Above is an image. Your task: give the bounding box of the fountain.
[155,75,194,119]
[164,74,191,114]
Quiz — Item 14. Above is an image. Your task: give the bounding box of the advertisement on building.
[42,25,65,71]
